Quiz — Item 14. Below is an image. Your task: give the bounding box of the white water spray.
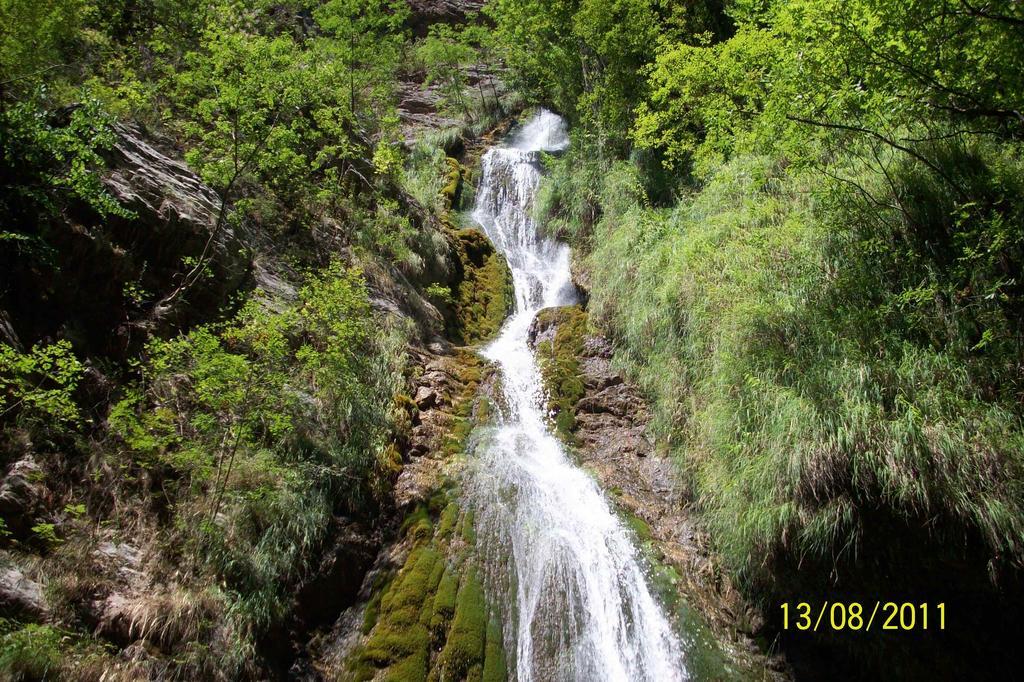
[468,110,687,682]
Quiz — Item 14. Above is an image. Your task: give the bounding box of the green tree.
[312,0,408,119]
[418,24,479,120]
[486,0,582,116]
[163,28,304,308]
[0,0,88,99]
[0,340,84,427]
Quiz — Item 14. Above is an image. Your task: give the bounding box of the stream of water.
[467,111,688,682]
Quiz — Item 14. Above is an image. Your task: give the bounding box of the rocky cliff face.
[0,123,249,359]
[397,1,508,145]
[406,0,486,37]
[102,125,250,330]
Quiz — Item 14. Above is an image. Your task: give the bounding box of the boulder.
[406,0,486,37]
[414,385,441,410]
[0,456,49,537]
[0,563,48,619]
[0,122,251,359]
[103,124,250,330]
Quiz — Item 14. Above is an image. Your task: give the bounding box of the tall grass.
[563,147,1024,590]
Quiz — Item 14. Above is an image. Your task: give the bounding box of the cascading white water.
[468,110,687,682]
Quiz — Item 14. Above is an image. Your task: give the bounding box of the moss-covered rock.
[400,504,435,543]
[482,613,508,682]
[437,502,460,540]
[532,305,588,441]
[422,152,512,347]
[347,332,506,681]
[449,228,514,345]
[431,568,487,682]
[349,486,504,682]
[423,225,512,347]
[441,157,465,210]
[362,571,396,635]
[430,565,459,637]
[353,545,443,680]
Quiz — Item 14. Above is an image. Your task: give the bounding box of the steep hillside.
[0,1,517,678]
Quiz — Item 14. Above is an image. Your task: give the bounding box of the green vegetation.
[494,0,1024,675]
[349,496,506,682]
[449,228,515,345]
[0,341,84,428]
[6,0,1020,676]
[433,567,487,681]
[0,620,121,681]
[0,623,62,680]
[102,261,408,669]
[482,613,507,682]
[0,1,516,676]
[533,306,588,440]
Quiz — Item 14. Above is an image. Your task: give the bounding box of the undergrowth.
[538,135,1024,675]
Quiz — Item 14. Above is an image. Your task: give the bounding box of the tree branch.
[785,114,966,196]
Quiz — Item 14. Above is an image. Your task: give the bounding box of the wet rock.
[581,335,613,359]
[394,454,445,508]
[528,312,559,347]
[294,520,379,630]
[414,385,441,410]
[0,310,19,349]
[570,253,592,299]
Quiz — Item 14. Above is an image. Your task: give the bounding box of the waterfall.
[467,110,687,682]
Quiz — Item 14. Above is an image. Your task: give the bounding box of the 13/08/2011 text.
[780,602,945,632]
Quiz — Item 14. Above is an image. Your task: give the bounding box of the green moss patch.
[534,305,589,441]
[448,228,514,345]
[441,157,465,210]
[437,502,460,541]
[431,567,487,682]
[440,352,491,458]
[350,485,505,682]
[427,156,512,347]
[482,613,507,682]
[430,566,460,640]
[354,546,441,680]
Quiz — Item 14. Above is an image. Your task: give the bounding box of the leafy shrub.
[0,623,62,680]
[0,340,84,427]
[584,149,1024,593]
[109,261,407,665]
